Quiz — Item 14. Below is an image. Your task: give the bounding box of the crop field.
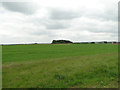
[2,44,118,88]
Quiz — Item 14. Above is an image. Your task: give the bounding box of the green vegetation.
[2,44,118,88]
[52,40,73,44]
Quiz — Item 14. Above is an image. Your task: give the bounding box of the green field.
[2,44,118,88]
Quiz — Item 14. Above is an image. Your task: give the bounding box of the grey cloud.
[84,7,117,21]
[110,33,118,37]
[1,2,36,15]
[46,23,68,29]
[44,20,69,29]
[84,26,117,34]
[0,1,118,44]
[27,17,70,29]
[93,10,117,21]
[105,9,117,21]
[50,9,81,20]
[32,31,57,38]
[50,7,117,21]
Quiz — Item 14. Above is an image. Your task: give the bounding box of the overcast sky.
[0,0,119,44]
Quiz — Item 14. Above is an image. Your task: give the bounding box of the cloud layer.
[0,0,118,44]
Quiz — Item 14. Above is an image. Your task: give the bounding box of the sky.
[0,0,119,44]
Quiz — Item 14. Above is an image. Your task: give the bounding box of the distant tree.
[103,41,107,44]
[52,40,73,44]
[112,41,117,44]
[91,42,95,44]
[52,40,56,44]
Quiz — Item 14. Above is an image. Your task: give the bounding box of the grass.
[2,44,118,88]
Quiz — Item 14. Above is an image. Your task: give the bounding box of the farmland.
[2,44,118,88]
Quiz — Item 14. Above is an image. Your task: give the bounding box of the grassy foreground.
[2,44,118,88]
